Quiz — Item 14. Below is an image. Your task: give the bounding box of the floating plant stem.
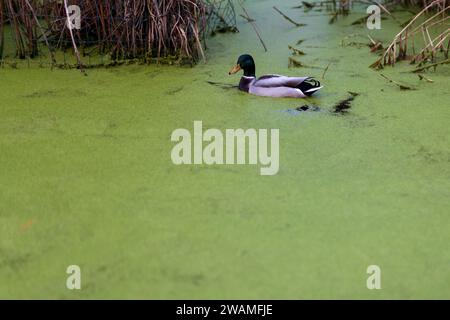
[321,62,331,79]
[412,58,450,72]
[273,6,307,27]
[288,45,305,55]
[288,57,305,67]
[380,73,416,90]
[207,81,239,89]
[302,2,316,9]
[418,74,434,82]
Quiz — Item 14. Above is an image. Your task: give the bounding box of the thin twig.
[239,14,255,23]
[373,1,402,25]
[24,0,56,66]
[238,1,267,52]
[63,0,85,74]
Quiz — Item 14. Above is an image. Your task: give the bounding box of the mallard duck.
[229,54,323,98]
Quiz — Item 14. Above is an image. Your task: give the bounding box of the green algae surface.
[1,1,450,299]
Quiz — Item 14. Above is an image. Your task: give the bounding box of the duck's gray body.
[239,74,321,98]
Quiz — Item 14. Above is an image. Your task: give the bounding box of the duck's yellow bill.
[228,64,241,75]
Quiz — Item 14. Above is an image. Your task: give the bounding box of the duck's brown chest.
[239,77,255,93]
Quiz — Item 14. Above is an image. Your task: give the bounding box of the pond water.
[0,0,449,298]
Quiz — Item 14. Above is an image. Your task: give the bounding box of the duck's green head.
[229,54,256,77]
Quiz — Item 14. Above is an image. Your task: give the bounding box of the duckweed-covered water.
[1,1,449,299]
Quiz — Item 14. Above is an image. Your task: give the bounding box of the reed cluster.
[370,0,449,69]
[0,0,215,66]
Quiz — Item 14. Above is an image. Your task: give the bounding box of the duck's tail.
[298,78,322,96]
